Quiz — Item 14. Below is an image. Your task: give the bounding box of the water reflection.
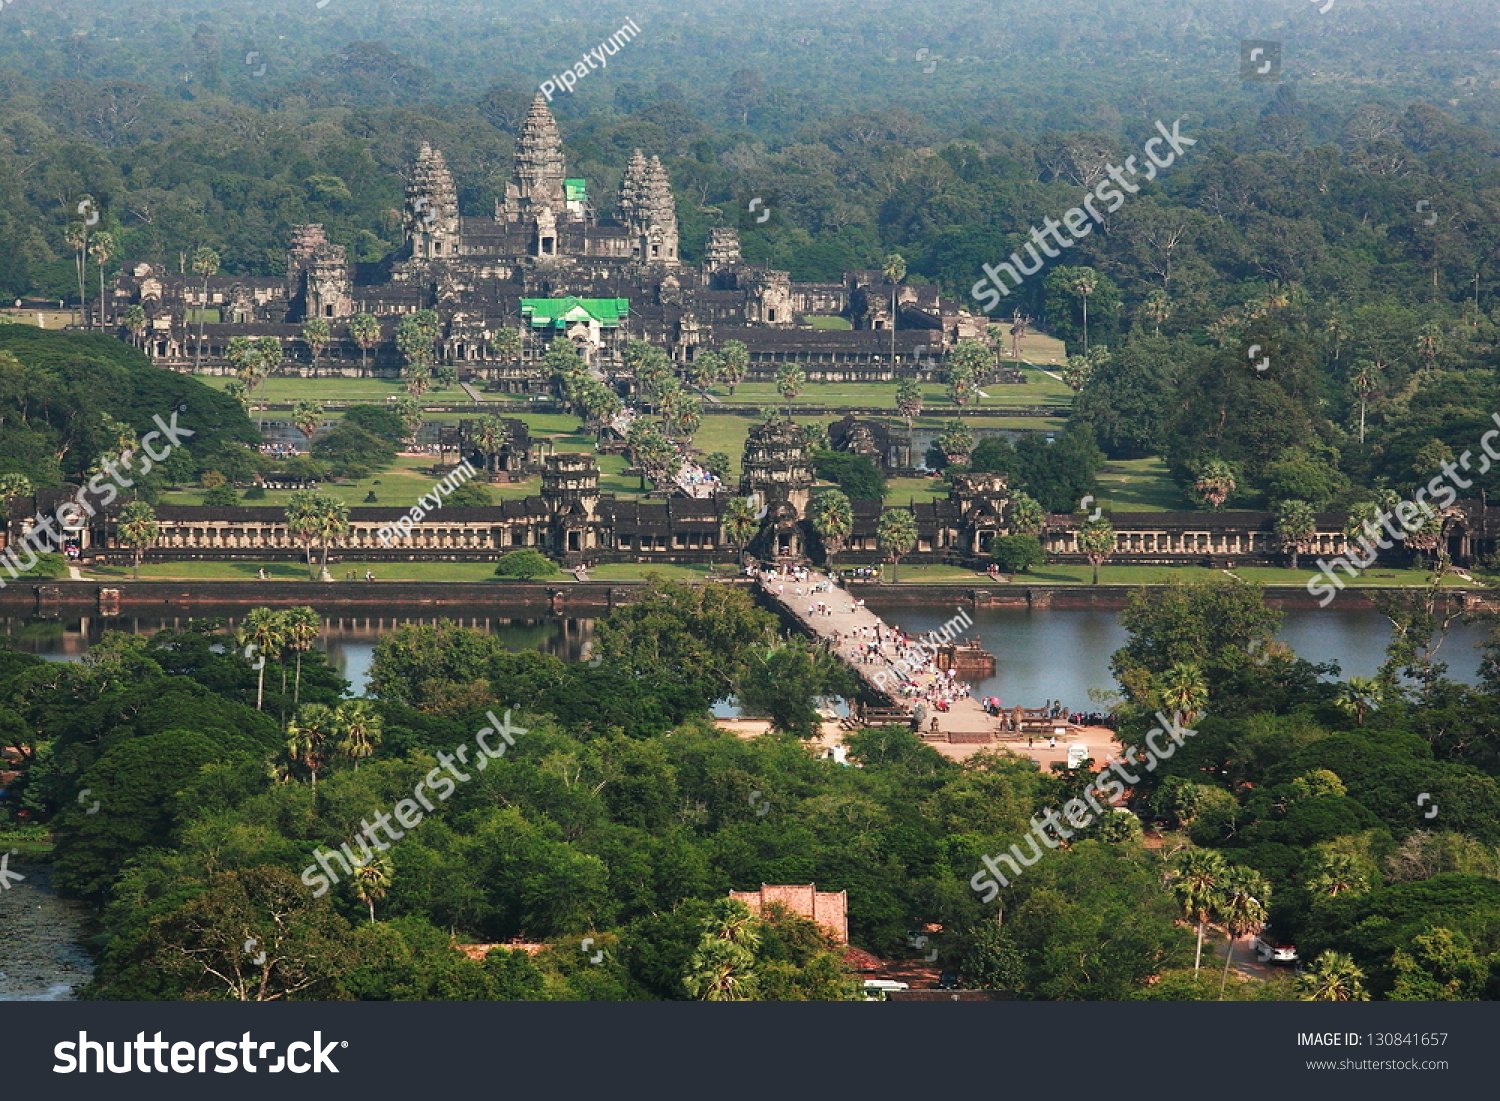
[0,608,595,696]
[3,602,1490,707]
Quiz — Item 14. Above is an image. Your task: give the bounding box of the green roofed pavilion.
[520,297,630,329]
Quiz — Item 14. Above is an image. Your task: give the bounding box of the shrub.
[494,549,559,579]
[202,483,238,507]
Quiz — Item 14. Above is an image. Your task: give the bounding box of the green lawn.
[202,375,532,405]
[84,559,510,583]
[1095,458,1191,513]
[585,562,724,581]
[881,564,989,583]
[717,369,1071,410]
[885,476,950,505]
[1232,566,1469,588]
[806,316,853,330]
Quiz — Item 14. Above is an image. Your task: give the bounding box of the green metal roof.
[519,296,630,329]
[564,179,587,203]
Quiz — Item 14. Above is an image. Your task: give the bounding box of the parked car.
[1255,935,1297,964]
[863,979,910,1001]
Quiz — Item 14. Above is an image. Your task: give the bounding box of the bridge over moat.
[757,568,1093,748]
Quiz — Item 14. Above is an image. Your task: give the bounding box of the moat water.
[1,602,1487,702]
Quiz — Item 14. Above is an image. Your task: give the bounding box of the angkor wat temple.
[110,95,993,388]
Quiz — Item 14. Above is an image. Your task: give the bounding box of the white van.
[863,979,910,1001]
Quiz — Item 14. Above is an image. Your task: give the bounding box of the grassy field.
[1095,458,1190,513]
[200,375,533,405]
[717,368,1072,410]
[83,559,507,583]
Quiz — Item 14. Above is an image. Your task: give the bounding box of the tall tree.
[240,605,288,712]
[281,606,322,706]
[335,698,383,768]
[775,363,805,415]
[286,702,338,791]
[351,853,393,923]
[1216,865,1269,999]
[718,340,749,397]
[285,489,351,582]
[190,246,220,371]
[1169,848,1227,972]
[292,401,324,447]
[722,496,762,565]
[877,507,918,582]
[349,312,381,372]
[1077,516,1116,584]
[117,500,159,581]
[883,252,906,369]
[1273,499,1317,571]
[809,489,853,571]
[89,230,115,330]
[301,318,331,367]
[122,303,147,348]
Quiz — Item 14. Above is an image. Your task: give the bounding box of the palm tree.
[936,418,974,465]
[66,219,89,328]
[396,311,441,397]
[1333,676,1379,726]
[718,340,749,397]
[1295,951,1370,1001]
[883,252,907,368]
[894,379,923,465]
[281,606,322,705]
[775,363,805,415]
[300,317,331,368]
[1068,267,1098,353]
[117,500,159,580]
[877,508,918,582]
[1191,459,1237,510]
[722,496,762,565]
[286,702,338,791]
[240,606,288,712]
[349,312,381,372]
[335,698,383,768]
[190,246,220,370]
[685,898,761,1000]
[1349,360,1380,445]
[1169,848,1227,971]
[89,230,115,330]
[810,489,853,571]
[1158,662,1208,723]
[122,303,147,349]
[1142,289,1171,335]
[292,401,324,447]
[1077,516,1117,585]
[285,489,351,581]
[351,853,393,923]
[685,937,758,1001]
[1006,492,1047,536]
[474,414,509,479]
[1306,852,1368,899]
[1217,865,1269,999]
[690,349,723,391]
[1273,500,1317,570]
